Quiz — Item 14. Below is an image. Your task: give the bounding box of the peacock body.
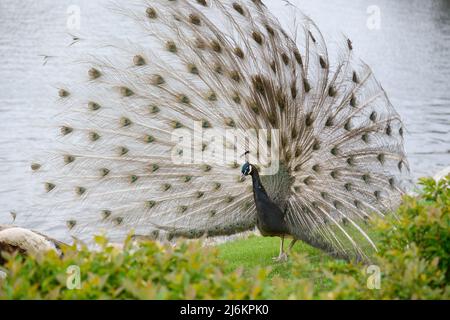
[29,0,409,261]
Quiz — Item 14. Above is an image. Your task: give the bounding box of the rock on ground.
[0,225,63,265]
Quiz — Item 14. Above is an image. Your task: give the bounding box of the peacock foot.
[272,252,288,262]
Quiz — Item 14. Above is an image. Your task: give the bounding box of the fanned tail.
[27,0,409,261]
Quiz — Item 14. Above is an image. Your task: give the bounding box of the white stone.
[434,166,450,181]
[0,227,57,256]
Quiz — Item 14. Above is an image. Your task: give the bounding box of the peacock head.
[241,162,254,177]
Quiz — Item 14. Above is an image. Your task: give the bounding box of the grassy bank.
[0,176,448,299]
[218,235,334,279]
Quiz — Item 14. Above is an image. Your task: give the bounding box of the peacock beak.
[240,173,246,180]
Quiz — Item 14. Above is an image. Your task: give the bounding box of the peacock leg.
[273,236,288,262]
[287,239,298,256]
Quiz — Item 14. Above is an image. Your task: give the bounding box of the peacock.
[27,0,409,262]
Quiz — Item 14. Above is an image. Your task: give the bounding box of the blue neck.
[251,169,268,198]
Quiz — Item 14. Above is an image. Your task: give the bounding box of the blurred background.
[0,0,449,236]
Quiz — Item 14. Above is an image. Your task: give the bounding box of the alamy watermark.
[66,265,81,290]
[367,5,381,30]
[171,122,280,175]
[366,265,381,290]
[67,5,81,31]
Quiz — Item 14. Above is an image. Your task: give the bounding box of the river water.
[0,0,449,238]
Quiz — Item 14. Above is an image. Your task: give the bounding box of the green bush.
[284,175,450,299]
[0,176,448,299]
[0,235,274,299]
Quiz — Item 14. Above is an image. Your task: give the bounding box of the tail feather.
[27,0,409,259]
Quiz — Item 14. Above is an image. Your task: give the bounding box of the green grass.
[1,177,446,299]
[217,219,382,279]
[218,235,336,279]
